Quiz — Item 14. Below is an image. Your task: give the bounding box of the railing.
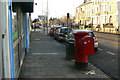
[13,33,25,77]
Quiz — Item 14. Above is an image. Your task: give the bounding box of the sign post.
[38,15,48,34]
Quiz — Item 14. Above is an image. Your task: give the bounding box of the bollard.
[66,43,75,60]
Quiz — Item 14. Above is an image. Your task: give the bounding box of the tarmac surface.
[89,32,119,79]
[19,31,111,79]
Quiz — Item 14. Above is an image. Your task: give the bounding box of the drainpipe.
[25,13,28,54]
[2,35,5,78]
[0,1,5,78]
[9,0,15,78]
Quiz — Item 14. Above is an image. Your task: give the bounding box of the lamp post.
[67,13,69,35]
[47,0,48,35]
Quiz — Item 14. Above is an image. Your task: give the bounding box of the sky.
[31,0,84,20]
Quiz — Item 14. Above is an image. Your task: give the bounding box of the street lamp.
[46,0,48,35]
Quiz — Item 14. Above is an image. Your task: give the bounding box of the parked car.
[65,30,98,49]
[54,27,72,41]
[38,26,43,29]
[49,26,61,36]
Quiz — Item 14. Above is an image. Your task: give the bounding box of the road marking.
[71,59,75,62]
[32,53,59,55]
[107,51,115,56]
[35,39,40,41]
[98,48,103,51]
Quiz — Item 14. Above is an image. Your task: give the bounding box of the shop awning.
[12,0,34,12]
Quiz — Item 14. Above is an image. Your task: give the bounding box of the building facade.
[75,0,120,33]
[118,1,120,31]
[0,0,34,79]
[49,18,60,26]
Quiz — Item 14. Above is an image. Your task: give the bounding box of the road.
[88,32,119,79]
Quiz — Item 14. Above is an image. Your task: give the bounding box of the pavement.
[19,31,112,79]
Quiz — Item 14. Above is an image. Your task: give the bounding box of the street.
[1,0,120,79]
[26,29,119,79]
[19,31,110,79]
[29,30,119,79]
[88,32,119,79]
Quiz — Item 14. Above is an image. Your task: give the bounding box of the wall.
[118,1,120,31]
[0,1,12,78]
[0,1,3,79]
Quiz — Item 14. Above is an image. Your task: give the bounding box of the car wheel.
[56,36,60,42]
[58,38,61,42]
[50,33,52,36]
[95,48,98,52]
[54,36,57,40]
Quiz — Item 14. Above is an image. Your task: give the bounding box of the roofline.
[77,1,92,8]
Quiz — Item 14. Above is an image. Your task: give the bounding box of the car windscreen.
[52,27,57,30]
[69,32,74,39]
[88,32,95,37]
[54,27,61,30]
[60,29,66,33]
[52,28,55,30]
[60,28,72,33]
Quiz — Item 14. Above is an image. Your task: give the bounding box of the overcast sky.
[31,0,83,19]
[31,0,120,20]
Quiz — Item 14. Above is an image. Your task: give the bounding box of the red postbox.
[74,31,94,70]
